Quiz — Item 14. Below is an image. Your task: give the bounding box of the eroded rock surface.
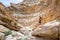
[0,0,60,40]
[0,3,23,31]
[32,20,60,38]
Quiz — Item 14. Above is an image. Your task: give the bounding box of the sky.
[0,0,23,7]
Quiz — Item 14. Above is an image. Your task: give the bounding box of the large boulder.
[32,20,60,38]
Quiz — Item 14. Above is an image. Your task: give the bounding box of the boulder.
[32,20,60,38]
[0,32,5,40]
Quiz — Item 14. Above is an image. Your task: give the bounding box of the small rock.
[0,32,5,40]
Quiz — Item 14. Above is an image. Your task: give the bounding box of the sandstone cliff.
[0,3,23,31]
[0,0,60,40]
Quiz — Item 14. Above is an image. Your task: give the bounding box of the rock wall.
[0,0,60,40]
[9,1,41,29]
[40,0,60,24]
[0,3,23,31]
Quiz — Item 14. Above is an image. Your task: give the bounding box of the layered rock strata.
[0,3,23,31]
[9,2,41,29]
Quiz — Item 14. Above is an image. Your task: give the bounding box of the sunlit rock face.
[0,3,23,31]
[22,0,40,6]
[32,20,60,38]
[9,0,60,30]
[7,2,60,40]
[0,25,10,33]
[0,0,59,40]
[9,0,41,29]
[39,0,60,24]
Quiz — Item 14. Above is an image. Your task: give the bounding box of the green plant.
[23,37,28,40]
[4,30,12,36]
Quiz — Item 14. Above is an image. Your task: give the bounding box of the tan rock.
[32,20,60,38]
[10,3,41,14]
[0,32,5,40]
[9,2,40,29]
[23,0,40,6]
[0,2,23,31]
[40,0,60,24]
[0,25,9,33]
